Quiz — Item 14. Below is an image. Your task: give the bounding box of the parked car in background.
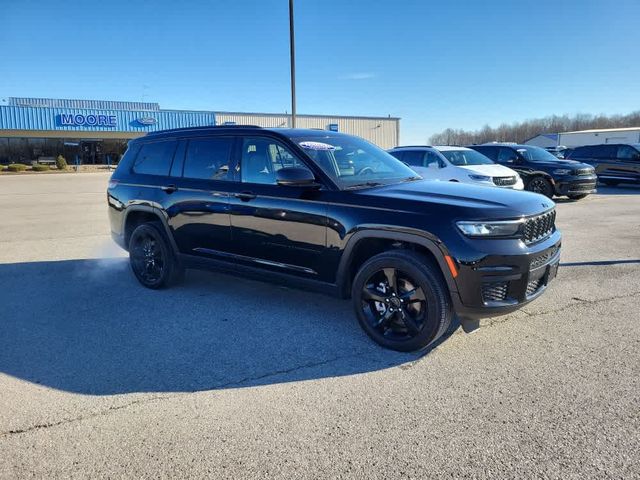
[469,143,597,200]
[388,146,524,190]
[545,146,571,159]
[565,144,640,186]
[108,127,561,352]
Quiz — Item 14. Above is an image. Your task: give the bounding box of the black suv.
[108,127,561,351]
[469,143,597,200]
[566,143,640,186]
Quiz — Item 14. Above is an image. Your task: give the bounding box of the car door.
[612,145,640,182]
[226,135,329,279]
[165,135,235,256]
[589,144,619,180]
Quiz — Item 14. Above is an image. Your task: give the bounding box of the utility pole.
[289,0,296,128]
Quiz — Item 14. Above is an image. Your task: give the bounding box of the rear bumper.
[451,231,561,320]
[555,175,597,196]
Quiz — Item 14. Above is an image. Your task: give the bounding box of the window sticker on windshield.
[299,141,336,151]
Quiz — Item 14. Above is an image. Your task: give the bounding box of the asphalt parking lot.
[1,173,639,479]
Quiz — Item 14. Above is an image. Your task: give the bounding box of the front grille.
[493,176,517,186]
[526,278,543,296]
[530,246,559,269]
[570,183,596,192]
[523,210,556,244]
[574,167,594,176]
[482,281,508,303]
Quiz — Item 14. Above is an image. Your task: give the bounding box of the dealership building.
[0,97,400,164]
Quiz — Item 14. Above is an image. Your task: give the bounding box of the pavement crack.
[0,351,379,438]
[0,395,175,439]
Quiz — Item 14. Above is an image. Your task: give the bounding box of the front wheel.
[351,250,452,352]
[527,176,554,198]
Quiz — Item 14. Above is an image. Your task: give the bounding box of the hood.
[354,180,554,219]
[528,159,592,170]
[456,163,519,177]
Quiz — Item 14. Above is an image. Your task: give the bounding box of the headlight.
[553,168,572,175]
[456,220,524,237]
[468,174,491,182]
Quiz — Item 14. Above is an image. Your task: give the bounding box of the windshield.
[516,145,561,162]
[438,149,493,166]
[292,134,420,189]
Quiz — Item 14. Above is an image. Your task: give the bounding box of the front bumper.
[554,174,597,196]
[451,231,562,319]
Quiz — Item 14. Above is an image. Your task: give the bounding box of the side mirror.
[276,167,317,187]
[428,162,439,169]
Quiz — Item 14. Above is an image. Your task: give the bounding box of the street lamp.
[289,0,296,128]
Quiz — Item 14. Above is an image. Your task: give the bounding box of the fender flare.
[122,205,180,254]
[336,228,459,298]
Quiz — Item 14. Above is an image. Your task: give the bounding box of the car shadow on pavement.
[594,184,640,195]
[0,258,458,395]
[560,259,640,267]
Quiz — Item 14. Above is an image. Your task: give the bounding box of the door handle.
[161,184,178,194]
[234,191,257,201]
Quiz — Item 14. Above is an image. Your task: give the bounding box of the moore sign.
[56,113,117,128]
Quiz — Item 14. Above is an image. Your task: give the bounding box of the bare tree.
[428,111,640,145]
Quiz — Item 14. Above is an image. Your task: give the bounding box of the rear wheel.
[351,250,452,352]
[129,222,184,289]
[527,176,554,198]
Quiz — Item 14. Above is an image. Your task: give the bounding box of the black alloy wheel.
[527,176,554,198]
[129,222,183,289]
[352,250,452,351]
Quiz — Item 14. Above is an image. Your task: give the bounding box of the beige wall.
[215,112,400,149]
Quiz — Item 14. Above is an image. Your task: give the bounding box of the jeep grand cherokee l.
[108,127,561,351]
[469,143,597,200]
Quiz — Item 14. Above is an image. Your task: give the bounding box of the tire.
[568,194,588,200]
[526,176,554,198]
[351,250,452,352]
[128,222,184,289]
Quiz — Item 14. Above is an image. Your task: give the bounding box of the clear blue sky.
[2,0,640,143]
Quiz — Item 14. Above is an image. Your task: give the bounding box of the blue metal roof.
[9,97,160,111]
[0,105,215,132]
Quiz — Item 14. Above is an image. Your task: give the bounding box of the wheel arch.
[336,229,459,299]
[122,206,179,253]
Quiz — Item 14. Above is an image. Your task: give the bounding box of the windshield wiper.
[402,176,422,182]
[344,181,385,190]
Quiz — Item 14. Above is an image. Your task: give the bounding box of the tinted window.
[617,145,640,160]
[389,151,404,161]
[402,150,425,167]
[498,147,518,162]
[240,137,307,185]
[183,137,234,181]
[132,141,177,176]
[473,146,498,161]
[571,146,594,158]
[593,145,616,158]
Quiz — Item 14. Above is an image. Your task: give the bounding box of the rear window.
[132,141,177,176]
[183,137,234,181]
